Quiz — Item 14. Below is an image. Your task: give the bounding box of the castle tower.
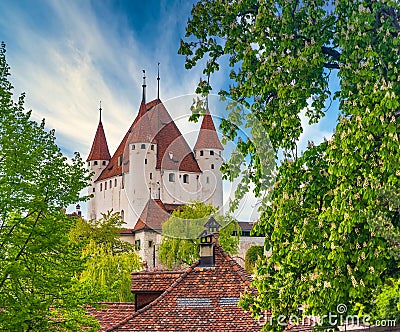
[194,109,224,208]
[87,107,111,220]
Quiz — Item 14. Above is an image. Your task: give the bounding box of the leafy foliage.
[0,42,98,331]
[70,211,141,302]
[245,245,264,273]
[158,202,240,269]
[180,1,400,329]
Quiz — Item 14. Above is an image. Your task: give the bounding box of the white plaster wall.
[195,149,223,208]
[160,170,202,205]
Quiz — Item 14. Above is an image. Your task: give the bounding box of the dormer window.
[183,174,189,184]
[210,150,214,155]
[141,144,146,149]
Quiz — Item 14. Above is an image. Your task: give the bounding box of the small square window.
[94,161,98,166]
[102,160,107,165]
[151,145,154,151]
[210,150,214,155]
[141,144,146,149]
[148,240,153,248]
[183,174,189,184]
[200,150,204,156]
[169,173,175,182]
[132,144,135,150]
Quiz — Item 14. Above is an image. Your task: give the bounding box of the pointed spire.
[157,62,160,100]
[87,105,111,162]
[194,109,224,151]
[142,69,146,103]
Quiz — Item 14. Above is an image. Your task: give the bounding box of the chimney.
[198,216,221,267]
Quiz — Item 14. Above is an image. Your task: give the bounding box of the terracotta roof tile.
[133,199,170,232]
[87,121,111,162]
[194,109,224,151]
[93,245,259,331]
[131,271,183,292]
[86,303,135,331]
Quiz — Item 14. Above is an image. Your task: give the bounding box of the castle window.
[121,210,124,222]
[183,174,189,184]
[206,176,209,184]
[211,164,215,169]
[151,144,154,151]
[145,159,147,164]
[210,150,214,155]
[94,161,98,166]
[141,144,146,149]
[105,182,107,190]
[169,173,175,182]
[135,240,141,250]
[93,187,95,192]
[118,155,123,167]
[200,150,204,156]
[109,180,112,188]
[148,240,153,248]
[150,172,153,180]
[132,144,135,150]
[88,161,90,166]
[115,179,117,187]
[102,160,107,165]
[219,151,222,156]
[100,183,103,191]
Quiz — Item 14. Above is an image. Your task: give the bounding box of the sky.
[0,0,339,221]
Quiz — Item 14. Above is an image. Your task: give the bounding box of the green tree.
[70,211,141,302]
[245,245,264,273]
[158,202,240,269]
[0,42,98,330]
[180,1,400,329]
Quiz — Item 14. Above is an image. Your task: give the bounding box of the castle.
[86,83,224,267]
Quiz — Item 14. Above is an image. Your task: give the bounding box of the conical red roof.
[194,109,223,150]
[87,121,111,162]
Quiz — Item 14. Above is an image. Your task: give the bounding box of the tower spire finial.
[142,69,146,103]
[157,62,160,100]
[99,100,102,122]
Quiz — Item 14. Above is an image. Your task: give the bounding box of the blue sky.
[0,0,339,221]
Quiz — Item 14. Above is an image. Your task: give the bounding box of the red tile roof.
[131,271,183,292]
[133,199,170,232]
[96,99,201,182]
[92,245,259,331]
[87,121,111,162]
[87,303,135,331]
[194,109,224,151]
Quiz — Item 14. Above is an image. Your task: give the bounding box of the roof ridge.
[107,261,200,331]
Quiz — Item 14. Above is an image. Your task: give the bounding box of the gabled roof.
[133,199,170,232]
[124,102,201,172]
[194,109,224,151]
[87,303,135,331]
[96,99,160,181]
[87,121,111,162]
[96,99,201,182]
[92,245,259,331]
